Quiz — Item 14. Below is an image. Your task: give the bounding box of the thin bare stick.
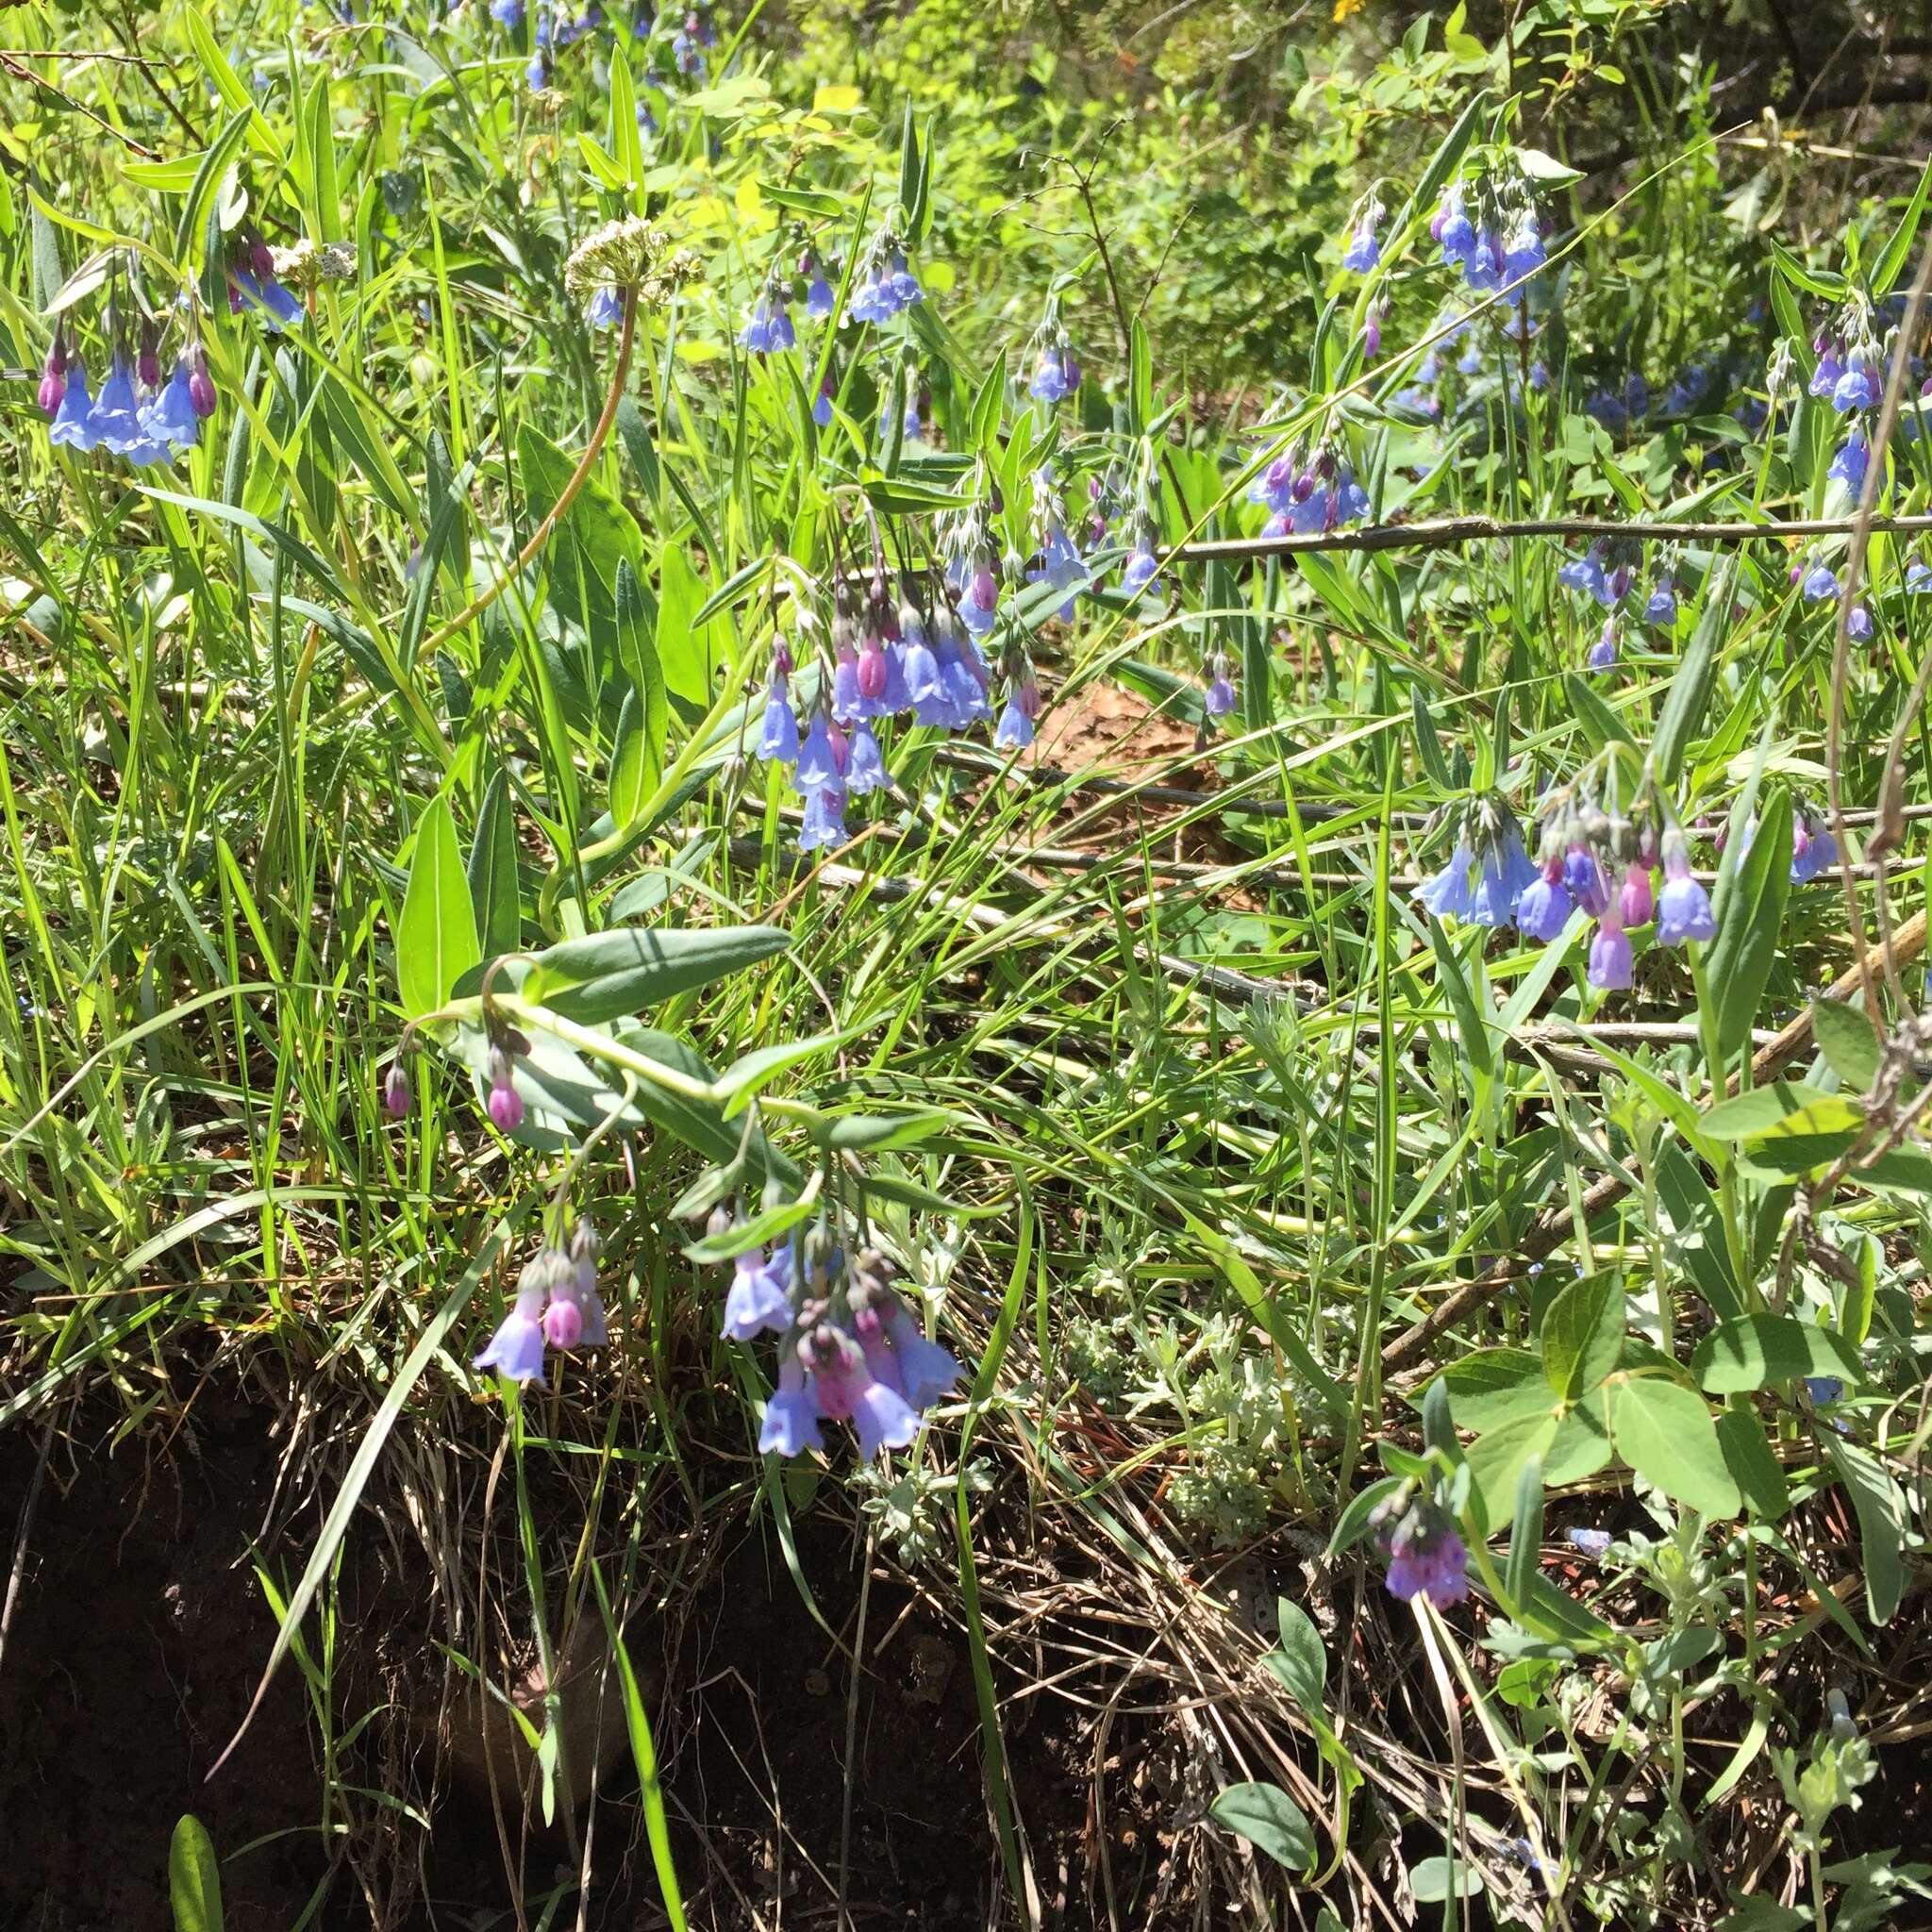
[1172,508,1932,566]
[1826,233,1932,1019]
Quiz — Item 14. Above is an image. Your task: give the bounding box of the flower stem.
[414,289,639,665]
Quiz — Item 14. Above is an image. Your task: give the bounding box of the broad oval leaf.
[170,1816,225,1932]
[1208,1781,1314,1874]
[1691,1315,1861,1394]
[1541,1270,1625,1401]
[1609,1377,1740,1519]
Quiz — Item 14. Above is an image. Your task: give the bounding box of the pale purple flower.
[1381,1510,1469,1610]
[382,1060,411,1119]
[760,1353,823,1456]
[486,1043,524,1133]
[1417,844,1476,922]
[1656,839,1715,945]
[1516,863,1575,943]
[724,1248,792,1339]
[475,1262,548,1384]
[758,675,801,763]
[1618,863,1654,929]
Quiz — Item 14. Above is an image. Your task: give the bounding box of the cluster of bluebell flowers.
[846,225,924,325]
[756,570,1007,848]
[1727,803,1841,886]
[1417,788,1717,984]
[42,311,218,464]
[502,0,712,96]
[1246,439,1371,538]
[712,1223,961,1460]
[1024,300,1082,407]
[1431,171,1546,303]
[474,1221,610,1385]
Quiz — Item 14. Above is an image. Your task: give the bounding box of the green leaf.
[1410,1856,1482,1903]
[1715,1407,1791,1520]
[1421,1373,1457,1457]
[1505,1454,1545,1611]
[714,1030,855,1116]
[1812,998,1882,1091]
[1262,1602,1327,1711]
[1703,787,1792,1067]
[1860,1145,1932,1193]
[1693,1315,1862,1393]
[1467,1407,1559,1532]
[1208,1782,1314,1874]
[820,1109,954,1152]
[524,925,789,1024]
[397,793,480,1017]
[1514,146,1582,184]
[762,182,844,218]
[1563,672,1636,750]
[1609,1378,1740,1519]
[1769,238,1848,302]
[516,422,647,643]
[468,767,522,959]
[1735,1096,1866,1177]
[1328,1475,1403,1557]
[1824,1439,1907,1624]
[1541,1270,1625,1400]
[682,1196,814,1262]
[1129,317,1152,438]
[609,688,654,828]
[1700,1081,1833,1140]
[1423,1348,1550,1433]
[1653,555,1736,786]
[654,541,726,708]
[1872,154,1932,296]
[1655,1142,1743,1320]
[170,1817,225,1932]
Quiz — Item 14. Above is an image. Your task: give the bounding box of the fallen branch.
[1172,510,1932,567]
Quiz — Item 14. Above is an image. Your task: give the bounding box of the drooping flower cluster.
[1024,306,1082,408]
[1026,465,1091,620]
[1374,1491,1469,1610]
[846,225,924,326]
[1556,536,1638,610]
[711,1224,961,1460]
[1414,794,1541,927]
[42,322,218,466]
[1431,171,1546,303]
[474,1221,610,1386]
[501,0,715,97]
[1417,783,1717,975]
[1340,190,1384,274]
[1731,804,1841,886]
[1246,439,1371,538]
[1809,299,1890,418]
[755,570,1006,849]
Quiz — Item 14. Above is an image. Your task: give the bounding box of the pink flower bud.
[382,1061,411,1118]
[1618,863,1654,929]
[541,1294,583,1349]
[488,1075,524,1133]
